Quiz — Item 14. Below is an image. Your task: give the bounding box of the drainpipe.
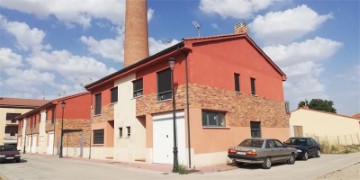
[52,106,56,155]
[182,50,192,168]
[88,95,93,159]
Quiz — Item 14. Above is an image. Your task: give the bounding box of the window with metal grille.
[6,113,21,123]
[95,93,102,115]
[234,73,240,92]
[250,121,261,138]
[157,69,172,101]
[202,111,226,127]
[93,129,104,144]
[111,87,118,103]
[133,78,143,98]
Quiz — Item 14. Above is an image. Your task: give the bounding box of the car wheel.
[16,159,20,163]
[288,154,296,164]
[262,157,272,169]
[315,150,321,158]
[302,151,309,160]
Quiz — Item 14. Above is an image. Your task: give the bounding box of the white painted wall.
[18,118,27,151]
[38,110,47,154]
[113,74,146,162]
[290,109,360,145]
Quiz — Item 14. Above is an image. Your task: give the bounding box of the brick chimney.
[234,22,248,34]
[124,0,149,67]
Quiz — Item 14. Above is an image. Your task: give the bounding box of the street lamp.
[169,57,179,172]
[59,100,66,158]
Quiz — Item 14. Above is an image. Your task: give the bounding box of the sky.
[0,0,359,116]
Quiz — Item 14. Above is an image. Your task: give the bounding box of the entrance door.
[293,126,303,137]
[47,132,54,155]
[152,111,186,164]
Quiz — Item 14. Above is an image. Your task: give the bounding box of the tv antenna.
[41,90,46,100]
[192,21,201,37]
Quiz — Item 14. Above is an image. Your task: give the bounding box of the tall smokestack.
[124,0,149,67]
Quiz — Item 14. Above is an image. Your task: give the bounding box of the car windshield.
[285,138,307,146]
[0,146,16,151]
[239,139,264,148]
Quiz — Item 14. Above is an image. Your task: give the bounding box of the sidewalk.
[23,153,237,174]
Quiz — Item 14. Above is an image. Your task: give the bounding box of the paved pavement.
[0,152,359,180]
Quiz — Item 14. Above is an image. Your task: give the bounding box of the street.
[1,153,359,180]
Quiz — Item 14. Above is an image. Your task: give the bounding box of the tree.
[298,99,337,113]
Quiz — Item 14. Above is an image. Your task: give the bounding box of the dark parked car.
[284,137,321,160]
[0,145,21,163]
[228,138,297,169]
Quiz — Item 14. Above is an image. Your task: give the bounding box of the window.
[119,127,123,138]
[126,126,131,137]
[111,87,118,103]
[250,77,256,95]
[6,113,21,123]
[133,78,143,98]
[234,73,240,92]
[95,93,102,115]
[93,129,104,144]
[157,69,172,101]
[250,121,261,138]
[51,109,55,124]
[202,111,225,127]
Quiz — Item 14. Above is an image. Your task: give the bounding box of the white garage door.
[47,132,54,155]
[31,134,37,153]
[152,111,186,165]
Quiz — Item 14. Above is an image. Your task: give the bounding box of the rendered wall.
[290,109,360,145]
[114,74,146,162]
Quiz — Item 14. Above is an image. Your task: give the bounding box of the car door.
[307,139,317,156]
[266,140,282,161]
[273,139,289,161]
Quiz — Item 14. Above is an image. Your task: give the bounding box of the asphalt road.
[1,152,359,180]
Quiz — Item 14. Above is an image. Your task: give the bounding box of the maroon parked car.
[0,145,21,163]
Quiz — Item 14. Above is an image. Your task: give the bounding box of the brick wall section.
[91,104,114,123]
[55,118,91,147]
[136,83,288,128]
[45,121,55,132]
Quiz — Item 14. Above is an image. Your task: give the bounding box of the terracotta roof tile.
[0,97,49,108]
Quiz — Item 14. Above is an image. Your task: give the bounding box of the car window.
[239,139,264,148]
[266,140,275,148]
[274,140,284,148]
[286,138,307,146]
[0,146,16,151]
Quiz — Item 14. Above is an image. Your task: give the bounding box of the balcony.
[4,133,17,144]
[5,120,18,125]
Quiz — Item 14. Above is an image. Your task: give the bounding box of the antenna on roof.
[192,20,201,37]
[41,90,46,100]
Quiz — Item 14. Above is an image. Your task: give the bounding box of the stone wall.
[136,83,288,128]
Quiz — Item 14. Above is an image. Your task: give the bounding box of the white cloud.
[4,68,55,87]
[250,5,333,44]
[211,23,219,30]
[149,38,180,55]
[0,15,51,52]
[199,0,283,19]
[0,48,23,68]
[262,37,342,110]
[0,0,154,27]
[0,0,126,27]
[81,34,124,62]
[263,37,342,67]
[26,50,116,83]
